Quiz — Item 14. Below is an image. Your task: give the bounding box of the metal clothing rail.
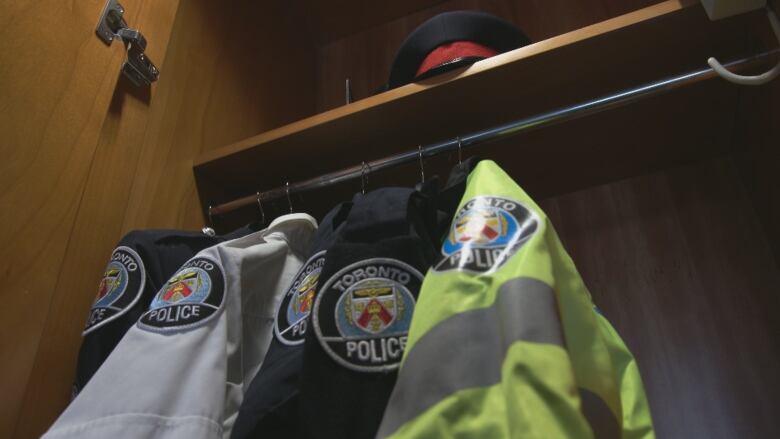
[208,50,777,218]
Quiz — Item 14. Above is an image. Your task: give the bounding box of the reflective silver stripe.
[377,277,563,438]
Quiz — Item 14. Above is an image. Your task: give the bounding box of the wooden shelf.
[193,0,772,228]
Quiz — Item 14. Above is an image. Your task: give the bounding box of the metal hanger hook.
[708,6,780,86]
[456,136,463,164]
[202,205,216,236]
[360,161,370,195]
[256,192,266,225]
[285,182,293,213]
[418,145,425,183]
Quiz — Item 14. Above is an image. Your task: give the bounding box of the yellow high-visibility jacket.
[377,160,654,439]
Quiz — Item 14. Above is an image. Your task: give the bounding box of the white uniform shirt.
[43,214,317,439]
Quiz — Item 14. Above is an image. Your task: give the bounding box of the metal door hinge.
[96,0,159,87]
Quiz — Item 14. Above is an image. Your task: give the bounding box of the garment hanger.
[418,145,425,184]
[256,192,265,226]
[709,6,780,85]
[202,206,216,236]
[285,182,293,213]
[361,161,370,195]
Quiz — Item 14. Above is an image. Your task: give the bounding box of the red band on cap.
[415,41,499,78]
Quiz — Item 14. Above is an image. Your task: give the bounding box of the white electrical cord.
[708,6,780,85]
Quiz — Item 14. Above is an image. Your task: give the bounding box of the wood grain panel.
[540,157,780,437]
[732,16,780,262]
[121,0,316,232]
[10,2,181,436]
[0,0,140,436]
[11,1,317,437]
[299,0,448,45]
[315,0,663,112]
[735,84,780,262]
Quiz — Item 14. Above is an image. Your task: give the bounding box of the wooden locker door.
[0,0,179,437]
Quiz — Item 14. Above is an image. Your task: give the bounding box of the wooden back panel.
[542,157,780,437]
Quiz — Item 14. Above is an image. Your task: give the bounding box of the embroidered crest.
[313,258,422,372]
[83,246,145,335]
[435,196,539,274]
[274,250,326,345]
[138,256,225,332]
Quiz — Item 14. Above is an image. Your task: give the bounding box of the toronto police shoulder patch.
[313,258,422,373]
[83,246,146,335]
[435,195,539,274]
[274,250,327,346]
[137,256,225,332]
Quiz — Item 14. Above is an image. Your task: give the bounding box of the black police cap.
[387,11,531,89]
